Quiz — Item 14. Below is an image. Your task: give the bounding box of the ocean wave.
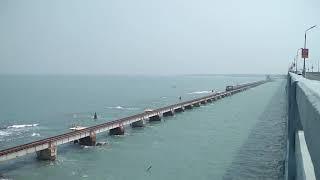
[187,91,211,95]
[0,177,12,180]
[31,132,41,137]
[7,124,39,129]
[105,106,138,110]
[0,130,11,136]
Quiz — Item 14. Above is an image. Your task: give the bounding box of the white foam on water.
[31,132,40,137]
[7,124,38,129]
[0,130,10,136]
[82,174,88,178]
[0,124,40,138]
[105,106,138,110]
[187,91,211,95]
[105,105,123,109]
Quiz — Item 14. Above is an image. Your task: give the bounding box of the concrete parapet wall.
[287,73,318,179]
[295,131,316,180]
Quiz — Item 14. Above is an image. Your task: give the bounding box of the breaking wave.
[187,91,211,95]
[0,131,10,136]
[7,124,39,129]
[105,106,138,110]
[31,132,41,137]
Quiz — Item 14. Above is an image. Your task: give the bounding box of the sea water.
[0,75,286,180]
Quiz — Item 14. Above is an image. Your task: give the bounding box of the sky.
[0,0,319,75]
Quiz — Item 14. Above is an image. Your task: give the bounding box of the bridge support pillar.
[174,107,184,113]
[184,105,193,110]
[200,100,207,104]
[79,132,96,146]
[207,99,212,103]
[109,126,125,135]
[131,119,146,127]
[37,144,57,161]
[193,103,200,107]
[163,110,174,117]
[149,115,161,121]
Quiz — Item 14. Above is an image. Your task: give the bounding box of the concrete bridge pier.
[200,100,207,105]
[109,126,125,135]
[184,104,193,110]
[174,107,184,113]
[163,110,174,117]
[36,144,57,161]
[79,132,97,146]
[207,99,212,103]
[149,114,162,121]
[131,119,146,127]
[193,102,200,107]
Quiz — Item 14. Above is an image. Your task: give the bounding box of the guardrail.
[287,73,318,179]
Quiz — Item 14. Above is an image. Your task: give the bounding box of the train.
[225,80,266,91]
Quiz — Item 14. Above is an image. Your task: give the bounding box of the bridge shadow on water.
[223,83,287,180]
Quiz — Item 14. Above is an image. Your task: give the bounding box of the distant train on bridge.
[226,80,266,91]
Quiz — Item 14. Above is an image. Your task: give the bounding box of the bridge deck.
[0,80,267,162]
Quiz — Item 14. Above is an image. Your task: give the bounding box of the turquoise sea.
[0,75,286,180]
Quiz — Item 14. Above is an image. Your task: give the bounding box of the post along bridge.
[0,80,268,162]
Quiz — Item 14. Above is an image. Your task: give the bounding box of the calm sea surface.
[0,75,286,180]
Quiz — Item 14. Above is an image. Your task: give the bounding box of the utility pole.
[303,25,317,77]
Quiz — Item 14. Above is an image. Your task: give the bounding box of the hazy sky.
[0,0,319,75]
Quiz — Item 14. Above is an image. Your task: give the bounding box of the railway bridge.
[0,80,268,162]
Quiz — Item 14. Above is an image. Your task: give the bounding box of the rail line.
[0,80,268,162]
